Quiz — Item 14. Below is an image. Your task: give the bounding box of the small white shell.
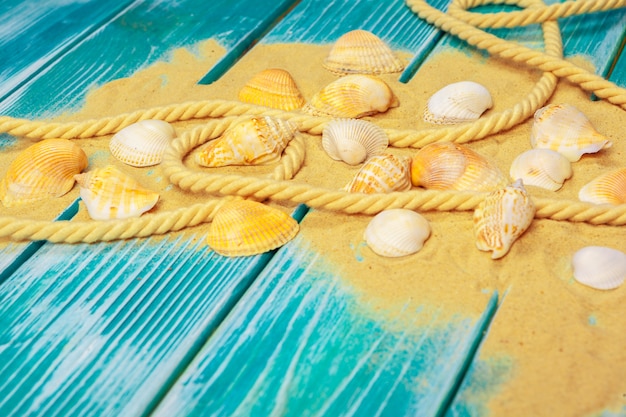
[572,246,626,290]
[109,120,176,167]
[322,118,389,165]
[424,81,493,124]
[364,209,431,257]
[509,149,573,191]
[578,168,626,205]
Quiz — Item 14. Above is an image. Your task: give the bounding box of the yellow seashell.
[323,29,405,75]
[0,139,88,207]
[411,142,508,192]
[195,116,298,167]
[423,81,493,125]
[302,74,399,118]
[344,154,411,194]
[74,165,159,220]
[109,120,176,167]
[206,199,299,257]
[321,118,389,165]
[578,168,626,205]
[238,68,305,111]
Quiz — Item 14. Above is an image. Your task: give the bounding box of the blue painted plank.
[608,38,626,87]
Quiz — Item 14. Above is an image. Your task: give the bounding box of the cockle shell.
[109,120,176,167]
[206,199,299,257]
[0,139,88,207]
[572,246,626,290]
[530,103,612,162]
[323,29,405,75]
[302,74,399,119]
[195,116,298,167]
[509,149,572,191]
[578,168,626,205]
[411,142,508,192]
[473,179,535,259]
[364,209,431,257]
[74,165,159,220]
[321,118,389,165]
[238,68,306,111]
[423,81,493,124]
[344,154,412,194]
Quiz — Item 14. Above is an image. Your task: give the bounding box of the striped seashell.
[578,168,626,205]
[74,165,159,220]
[344,154,412,194]
[364,209,431,257]
[530,103,612,162]
[411,142,508,192]
[109,120,175,167]
[0,139,88,207]
[322,118,389,165]
[572,246,626,290]
[423,81,492,125]
[323,29,405,75]
[509,149,572,191]
[195,116,298,167]
[206,199,299,257]
[302,74,399,119]
[473,179,535,259]
[238,68,305,111]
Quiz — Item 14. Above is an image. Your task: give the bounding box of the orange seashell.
[578,168,626,205]
[344,154,412,194]
[0,139,88,207]
[238,68,305,111]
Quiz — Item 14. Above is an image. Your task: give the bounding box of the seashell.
[74,165,159,220]
[323,29,405,75]
[473,179,535,259]
[195,116,298,167]
[206,199,299,257]
[109,120,176,167]
[364,209,431,257]
[509,149,572,191]
[572,246,626,290]
[530,103,612,162]
[411,142,508,192]
[578,168,626,205]
[302,74,399,119]
[321,118,389,165]
[423,81,493,124]
[0,139,88,207]
[344,154,412,194]
[238,68,305,111]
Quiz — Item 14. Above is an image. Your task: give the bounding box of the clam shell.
[238,68,305,111]
[323,29,405,75]
[578,168,626,205]
[530,103,611,162]
[195,116,298,167]
[206,199,299,257]
[0,139,88,207]
[423,81,493,124]
[473,179,535,259]
[109,120,175,167]
[302,74,399,119]
[74,165,159,220]
[321,118,389,165]
[344,154,412,194]
[509,149,572,191]
[364,209,431,257]
[411,142,508,192]
[572,246,626,290]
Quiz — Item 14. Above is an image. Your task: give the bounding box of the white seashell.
[572,246,626,290]
[423,81,493,124]
[344,154,412,194]
[322,118,389,165]
[509,149,572,191]
[109,120,176,167]
[578,168,626,205]
[364,209,431,257]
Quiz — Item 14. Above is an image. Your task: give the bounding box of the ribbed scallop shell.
[323,29,405,75]
[238,68,305,111]
[578,168,626,205]
[572,246,626,290]
[364,209,431,257]
[411,142,508,192]
[109,120,175,167]
[344,154,412,194]
[509,149,572,191]
[530,103,612,162]
[423,81,493,124]
[195,116,298,167]
[0,139,88,207]
[473,179,535,259]
[74,165,159,220]
[206,199,299,257]
[322,118,389,165]
[302,75,399,119]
